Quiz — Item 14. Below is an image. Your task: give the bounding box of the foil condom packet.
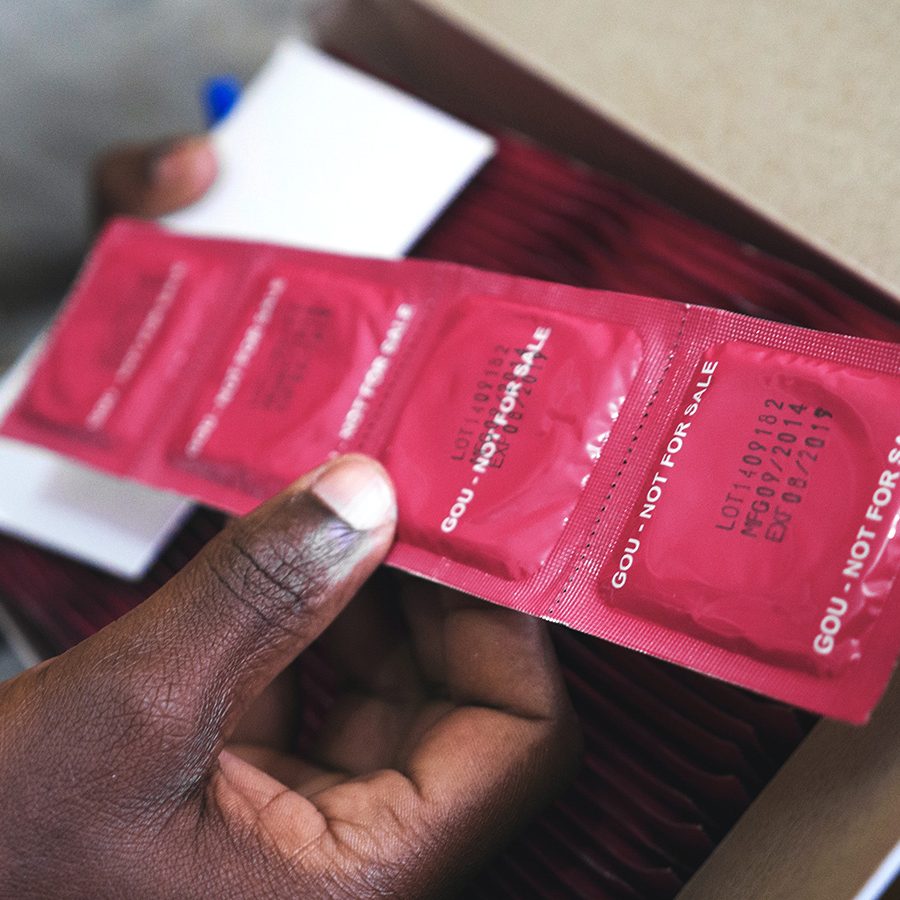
[4,218,900,723]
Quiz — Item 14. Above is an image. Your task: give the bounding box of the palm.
[216,573,577,886]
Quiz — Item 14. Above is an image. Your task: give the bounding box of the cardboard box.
[319,2,900,896]
[678,674,900,900]
[320,0,900,321]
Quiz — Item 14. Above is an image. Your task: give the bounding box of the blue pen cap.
[203,76,243,127]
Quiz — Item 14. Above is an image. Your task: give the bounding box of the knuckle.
[101,662,199,753]
[14,652,215,809]
[201,495,360,633]
[96,663,219,797]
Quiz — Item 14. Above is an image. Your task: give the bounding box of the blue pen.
[203,75,243,127]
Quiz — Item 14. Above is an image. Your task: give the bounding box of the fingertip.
[308,454,397,535]
[151,135,218,201]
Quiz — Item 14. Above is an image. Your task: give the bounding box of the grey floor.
[0,0,315,369]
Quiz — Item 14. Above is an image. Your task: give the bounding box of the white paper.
[1,39,494,579]
[165,39,495,256]
[0,343,192,580]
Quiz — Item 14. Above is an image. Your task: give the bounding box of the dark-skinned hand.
[0,141,579,898]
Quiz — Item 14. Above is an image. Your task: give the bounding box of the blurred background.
[0,0,313,368]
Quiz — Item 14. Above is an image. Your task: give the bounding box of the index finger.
[409,583,572,721]
[402,583,579,800]
[92,136,217,224]
[313,584,580,890]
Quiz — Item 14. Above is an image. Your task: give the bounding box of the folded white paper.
[165,39,495,256]
[0,343,193,579]
[1,39,494,579]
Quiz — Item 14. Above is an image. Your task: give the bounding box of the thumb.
[91,135,217,224]
[64,454,395,781]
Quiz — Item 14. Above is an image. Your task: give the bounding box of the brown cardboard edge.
[676,671,900,900]
[322,0,900,321]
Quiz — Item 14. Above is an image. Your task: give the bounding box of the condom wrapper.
[5,219,900,723]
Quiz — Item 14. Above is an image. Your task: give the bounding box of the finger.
[384,589,578,851]
[307,581,427,775]
[60,454,395,784]
[402,581,570,719]
[91,135,217,223]
[227,669,300,751]
[311,593,580,893]
[399,573,447,685]
[225,745,345,796]
[410,587,579,805]
[403,587,579,802]
[319,574,417,697]
[310,580,575,779]
[434,586,571,718]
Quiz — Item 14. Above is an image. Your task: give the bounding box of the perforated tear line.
[547,307,689,619]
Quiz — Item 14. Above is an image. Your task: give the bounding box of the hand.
[92,134,217,224]
[0,455,578,898]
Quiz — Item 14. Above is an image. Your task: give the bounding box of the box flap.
[677,670,900,899]
[387,0,900,310]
